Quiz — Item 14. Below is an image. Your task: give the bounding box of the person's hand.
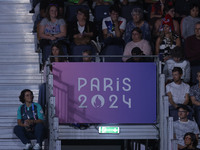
[49,35,56,41]
[24,120,34,126]
[107,33,113,38]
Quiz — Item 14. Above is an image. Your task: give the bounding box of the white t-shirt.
[166,82,190,105]
[102,16,126,37]
[173,120,199,146]
[77,22,85,34]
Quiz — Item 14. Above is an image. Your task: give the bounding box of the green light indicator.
[99,126,120,134]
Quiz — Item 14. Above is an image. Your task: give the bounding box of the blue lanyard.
[24,103,36,120]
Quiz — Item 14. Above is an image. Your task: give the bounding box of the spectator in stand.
[33,2,47,33]
[122,27,151,62]
[68,8,96,47]
[126,47,145,62]
[150,0,171,19]
[82,49,93,62]
[181,3,200,40]
[184,21,200,85]
[190,71,200,128]
[13,89,45,150]
[155,14,181,62]
[166,67,190,121]
[39,3,66,43]
[180,132,200,150]
[174,104,199,150]
[163,46,190,84]
[39,3,67,58]
[50,43,67,64]
[102,5,126,47]
[175,0,200,21]
[124,7,151,44]
[39,43,67,112]
[150,0,172,30]
[153,2,180,39]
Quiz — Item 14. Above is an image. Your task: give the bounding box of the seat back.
[70,44,96,62]
[93,5,110,42]
[65,5,89,23]
[101,45,123,62]
[120,5,137,22]
[93,5,110,23]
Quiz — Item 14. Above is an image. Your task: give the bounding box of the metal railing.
[44,55,176,150]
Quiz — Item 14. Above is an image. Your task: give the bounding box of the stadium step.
[0,33,36,43]
[0,23,33,33]
[0,14,33,23]
[0,0,44,150]
[0,43,36,55]
[0,55,39,63]
[0,2,31,14]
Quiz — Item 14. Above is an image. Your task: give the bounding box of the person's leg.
[34,123,45,145]
[13,125,31,144]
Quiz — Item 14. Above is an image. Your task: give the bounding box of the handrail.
[45,57,168,150]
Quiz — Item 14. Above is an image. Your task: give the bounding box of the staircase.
[0,0,43,149]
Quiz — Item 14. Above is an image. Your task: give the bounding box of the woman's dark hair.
[189,3,199,11]
[77,8,89,21]
[19,89,34,103]
[50,43,66,63]
[131,27,142,35]
[46,4,59,21]
[183,132,198,148]
[163,2,174,16]
[82,49,92,55]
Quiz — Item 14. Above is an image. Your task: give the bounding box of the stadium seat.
[70,44,96,62]
[100,45,124,62]
[65,5,90,23]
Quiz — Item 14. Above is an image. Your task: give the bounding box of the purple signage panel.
[53,62,157,124]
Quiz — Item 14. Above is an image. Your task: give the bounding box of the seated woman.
[124,7,151,44]
[122,27,151,62]
[163,46,190,84]
[50,43,67,64]
[39,3,67,63]
[68,8,96,47]
[68,8,97,61]
[180,132,199,150]
[153,2,180,40]
[39,43,67,111]
[13,89,45,150]
[181,3,200,40]
[155,14,181,62]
